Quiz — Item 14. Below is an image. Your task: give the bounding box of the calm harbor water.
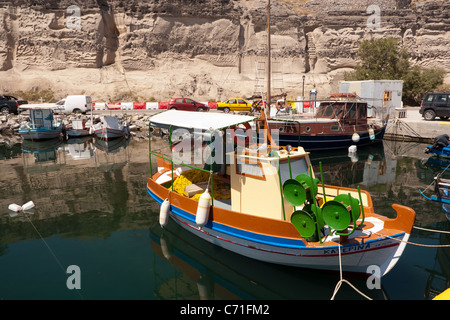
[0,136,448,300]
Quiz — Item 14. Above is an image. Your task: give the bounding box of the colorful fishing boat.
[146,109,416,276]
[19,108,64,141]
[91,116,129,140]
[425,134,450,158]
[267,94,387,151]
[66,119,92,138]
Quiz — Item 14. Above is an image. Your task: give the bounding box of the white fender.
[352,132,360,143]
[196,188,211,229]
[159,198,170,227]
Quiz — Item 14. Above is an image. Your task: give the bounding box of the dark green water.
[0,137,448,300]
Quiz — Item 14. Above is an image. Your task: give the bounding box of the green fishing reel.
[283,179,306,206]
[322,193,363,236]
[282,173,320,207]
[291,203,324,241]
[284,172,323,241]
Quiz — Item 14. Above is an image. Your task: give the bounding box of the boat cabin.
[29,108,57,130]
[315,100,368,125]
[149,110,371,226]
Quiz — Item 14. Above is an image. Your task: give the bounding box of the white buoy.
[196,188,211,229]
[8,204,22,212]
[8,201,35,213]
[352,133,360,143]
[22,201,35,211]
[348,145,357,153]
[159,198,170,227]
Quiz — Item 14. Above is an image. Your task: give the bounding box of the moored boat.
[267,94,387,151]
[146,110,416,277]
[19,108,64,141]
[66,119,92,138]
[91,116,129,140]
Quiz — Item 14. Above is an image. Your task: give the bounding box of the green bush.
[345,38,445,105]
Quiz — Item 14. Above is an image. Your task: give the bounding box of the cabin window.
[330,125,339,131]
[305,126,311,132]
[358,104,367,119]
[347,104,357,119]
[317,104,335,118]
[332,105,344,118]
[279,157,309,185]
[237,161,264,179]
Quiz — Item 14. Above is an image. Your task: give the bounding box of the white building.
[339,80,403,118]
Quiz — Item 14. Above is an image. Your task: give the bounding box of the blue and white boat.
[420,174,450,216]
[19,108,64,141]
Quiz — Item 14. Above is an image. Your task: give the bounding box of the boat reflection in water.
[21,138,63,165]
[309,142,393,189]
[93,136,131,172]
[65,136,95,161]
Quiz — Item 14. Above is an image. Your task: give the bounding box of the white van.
[54,95,92,114]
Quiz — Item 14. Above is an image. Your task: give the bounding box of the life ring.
[229,122,251,145]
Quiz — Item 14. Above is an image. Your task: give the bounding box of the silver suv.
[419,92,450,121]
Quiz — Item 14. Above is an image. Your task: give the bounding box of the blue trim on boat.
[147,186,405,252]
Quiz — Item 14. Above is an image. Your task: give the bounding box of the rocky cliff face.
[0,0,448,102]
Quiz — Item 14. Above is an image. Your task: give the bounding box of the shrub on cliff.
[13,88,56,104]
[345,37,445,105]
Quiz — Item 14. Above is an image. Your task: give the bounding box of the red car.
[167,98,209,112]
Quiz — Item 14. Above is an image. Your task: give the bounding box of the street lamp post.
[302,75,305,113]
[302,75,305,99]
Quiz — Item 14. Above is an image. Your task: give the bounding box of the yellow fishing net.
[171,169,230,200]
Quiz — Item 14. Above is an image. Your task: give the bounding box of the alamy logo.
[366,5,381,29]
[66,265,81,289]
[366,265,381,289]
[66,5,81,30]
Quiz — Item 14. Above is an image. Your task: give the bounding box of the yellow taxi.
[217,98,252,113]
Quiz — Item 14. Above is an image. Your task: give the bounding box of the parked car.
[217,98,252,113]
[167,98,209,111]
[0,95,28,115]
[419,92,450,121]
[53,95,93,114]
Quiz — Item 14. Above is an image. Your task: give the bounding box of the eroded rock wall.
[0,0,448,102]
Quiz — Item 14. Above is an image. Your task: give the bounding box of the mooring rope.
[374,232,450,248]
[330,222,450,300]
[413,225,450,234]
[23,213,84,300]
[330,239,373,300]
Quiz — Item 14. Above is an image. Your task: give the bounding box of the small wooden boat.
[19,108,64,141]
[91,116,129,140]
[66,119,92,138]
[147,110,416,277]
